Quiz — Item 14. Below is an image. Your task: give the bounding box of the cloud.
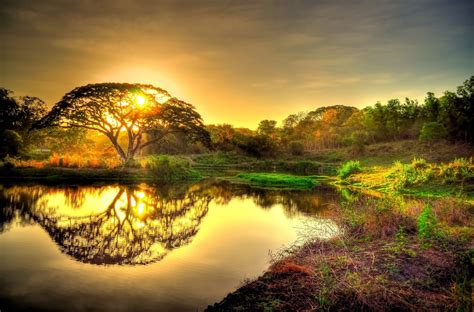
[0,0,472,126]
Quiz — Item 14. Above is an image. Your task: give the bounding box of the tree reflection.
[0,180,342,265]
[0,184,211,265]
[196,179,340,217]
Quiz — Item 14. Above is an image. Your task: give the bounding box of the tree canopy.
[34,83,211,162]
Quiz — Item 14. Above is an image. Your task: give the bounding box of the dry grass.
[207,194,473,311]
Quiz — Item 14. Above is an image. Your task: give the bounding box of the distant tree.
[257,119,278,137]
[34,83,211,163]
[423,92,440,121]
[289,141,304,156]
[234,134,277,157]
[0,129,22,158]
[0,88,19,130]
[0,88,47,155]
[207,124,236,151]
[439,77,474,143]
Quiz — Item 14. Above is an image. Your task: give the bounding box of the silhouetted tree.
[0,88,47,156]
[34,83,211,163]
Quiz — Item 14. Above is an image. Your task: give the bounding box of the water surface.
[0,180,341,311]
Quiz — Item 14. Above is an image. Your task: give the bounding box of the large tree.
[34,83,211,162]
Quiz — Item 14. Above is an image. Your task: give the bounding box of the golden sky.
[1,0,472,128]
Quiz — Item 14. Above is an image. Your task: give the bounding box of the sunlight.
[136,95,146,107]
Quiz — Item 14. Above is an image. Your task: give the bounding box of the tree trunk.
[106,133,127,162]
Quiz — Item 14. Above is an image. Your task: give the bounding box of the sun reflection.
[18,185,212,265]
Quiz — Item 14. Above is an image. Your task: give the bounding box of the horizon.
[1,0,472,128]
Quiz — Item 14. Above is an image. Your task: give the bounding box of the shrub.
[337,160,361,179]
[386,158,433,190]
[438,157,473,184]
[411,157,428,169]
[145,155,202,182]
[289,141,304,156]
[419,121,447,142]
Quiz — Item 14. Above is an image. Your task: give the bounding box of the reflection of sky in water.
[0,181,340,311]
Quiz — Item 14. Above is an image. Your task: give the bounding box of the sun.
[136,95,146,106]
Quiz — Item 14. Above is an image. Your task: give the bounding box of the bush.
[386,158,433,190]
[438,157,473,184]
[337,160,362,179]
[145,155,202,182]
[419,122,446,142]
[234,135,278,157]
[289,141,304,156]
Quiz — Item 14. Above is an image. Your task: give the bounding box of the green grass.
[337,160,362,179]
[236,173,319,189]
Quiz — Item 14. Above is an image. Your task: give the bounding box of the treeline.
[204,76,473,156]
[0,88,90,158]
[1,76,472,159]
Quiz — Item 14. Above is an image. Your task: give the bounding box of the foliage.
[288,141,304,156]
[143,155,202,182]
[0,88,47,155]
[438,157,473,184]
[385,157,473,191]
[34,83,210,162]
[236,173,319,189]
[0,130,23,158]
[257,119,278,137]
[419,121,447,142]
[337,160,361,179]
[234,134,278,157]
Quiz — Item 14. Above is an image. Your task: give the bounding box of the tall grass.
[337,160,361,179]
[417,203,437,239]
[48,153,121,168]
[386,157,473,191]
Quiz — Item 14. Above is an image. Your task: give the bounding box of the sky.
[1,0,472,128]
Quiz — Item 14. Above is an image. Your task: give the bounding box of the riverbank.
[207,194,474,311]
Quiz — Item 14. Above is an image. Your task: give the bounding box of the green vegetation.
[417,203,442,240]
[236,173,319,189]
[347,157,473,201]
[419,121,447,142]
[337,160,362,179]
[144,155,202,182]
